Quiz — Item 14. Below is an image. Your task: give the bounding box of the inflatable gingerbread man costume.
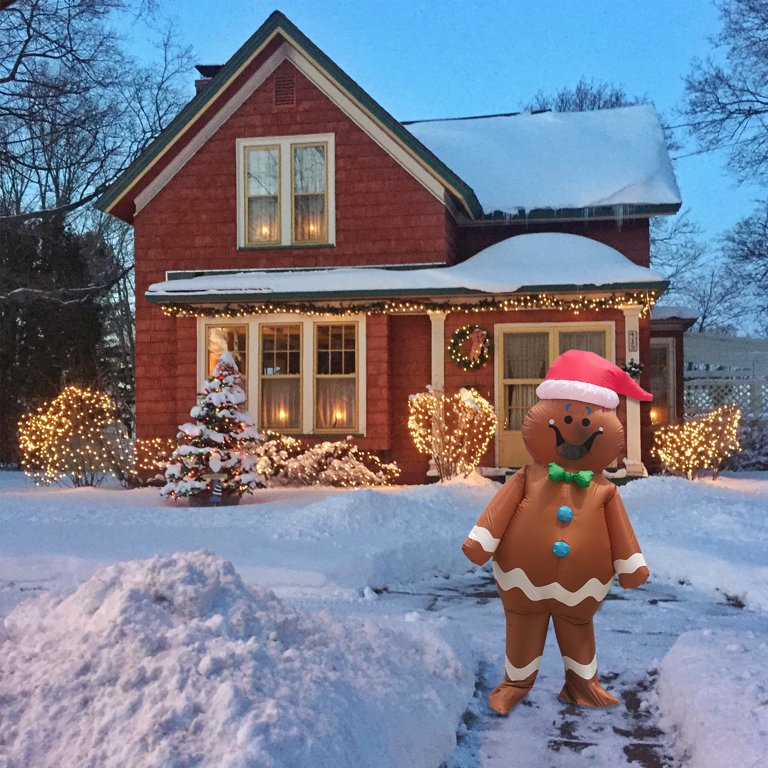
[462,350,651,714]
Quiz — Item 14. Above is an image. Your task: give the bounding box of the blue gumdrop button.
[553,541,570,558]
[557,505,574,523]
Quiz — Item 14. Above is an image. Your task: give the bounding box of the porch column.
[427,311,447,479]
[429,311,447,393]
[622,305,646,477]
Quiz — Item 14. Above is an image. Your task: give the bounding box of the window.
[198,316,365,435]
[237,134,335,247]
[315,323,357,431]
[260,325,301,431]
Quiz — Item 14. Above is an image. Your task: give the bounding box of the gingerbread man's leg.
[487,597,549,714]
[551,608,620,707]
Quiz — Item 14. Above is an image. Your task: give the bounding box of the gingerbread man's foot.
[487,680,534,714]
[558,670,620,708]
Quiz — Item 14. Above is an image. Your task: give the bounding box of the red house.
[96,12,681,483]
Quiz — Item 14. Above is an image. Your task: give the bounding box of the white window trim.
[198,313,366,435]
[236,133,336,249]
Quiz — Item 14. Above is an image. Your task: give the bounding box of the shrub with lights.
[162,352,262,503]
[652,404,742,480]
[408,386,497,480]
[253,431,399,487]
[18,386,119,486]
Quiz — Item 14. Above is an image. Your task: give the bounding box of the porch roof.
[147,233,666,306]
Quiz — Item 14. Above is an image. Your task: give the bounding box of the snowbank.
[656,629,768,768]
[621,474,768,614]
[0,551,473,768]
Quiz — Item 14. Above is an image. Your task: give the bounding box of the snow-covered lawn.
[0,470,766,767]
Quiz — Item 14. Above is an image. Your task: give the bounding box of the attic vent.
[274,73,295,107]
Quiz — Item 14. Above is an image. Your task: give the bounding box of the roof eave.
[146,280,668,306]
[476,202,681,224]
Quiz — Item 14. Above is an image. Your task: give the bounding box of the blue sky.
[132,0,765,244]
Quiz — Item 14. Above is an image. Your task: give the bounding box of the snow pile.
[0,551,472,768]
[656,629,768,768]
[622,474,768,615]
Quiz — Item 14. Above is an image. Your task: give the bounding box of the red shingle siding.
[459,218,651,267]
[388,315,432,483]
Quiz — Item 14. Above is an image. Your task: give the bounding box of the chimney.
[194,64,223,95]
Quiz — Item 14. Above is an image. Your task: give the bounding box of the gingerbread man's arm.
[462,467,527,566]
[605,486,649,589]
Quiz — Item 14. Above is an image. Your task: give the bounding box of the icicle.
[614,204,624,229]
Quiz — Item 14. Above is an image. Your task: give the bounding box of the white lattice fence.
[685,379,768,419]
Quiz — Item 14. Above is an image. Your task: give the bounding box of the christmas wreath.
[449,324,492,370]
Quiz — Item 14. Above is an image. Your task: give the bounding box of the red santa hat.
[536,350,653,409]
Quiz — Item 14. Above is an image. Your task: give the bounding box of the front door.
[497,324,613,467]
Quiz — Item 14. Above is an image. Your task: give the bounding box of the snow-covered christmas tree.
[162,352,262,503]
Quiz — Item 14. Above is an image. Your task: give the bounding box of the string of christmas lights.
[408,387,497,480]
[159,290,659,320]
[18,386,117,486]
[652,404,742,480]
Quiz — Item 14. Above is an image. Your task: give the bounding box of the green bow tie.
[548,462,594,488]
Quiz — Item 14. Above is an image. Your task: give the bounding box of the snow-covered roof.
[405,105,681,215]
[651,305,699,321]
[148,232,666,302]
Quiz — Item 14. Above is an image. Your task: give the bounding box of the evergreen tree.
[162,353,261,502]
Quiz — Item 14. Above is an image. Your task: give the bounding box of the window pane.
[559,331,606,356]
[343,351,356,374]
[261,325,301,376]
[294,194,326,242]
[261,379,301,430]
[505,384,538,431]
[207,326,247,378]
[316,378,356,430]
[503,333,548,379]
[247,148,278,195]
[293,145,325,193]
[246,147,279,245]
[247,197,278,243]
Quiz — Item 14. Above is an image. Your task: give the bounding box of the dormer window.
[237,134,335,248]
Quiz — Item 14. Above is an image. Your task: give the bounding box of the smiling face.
[521,399,624,473]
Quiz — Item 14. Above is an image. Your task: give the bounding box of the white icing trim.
[536,379,619,409]
[613,552,647,575]
[563,654,598,679]
[468,525,500,553]
[505,655,543,681]
[492,562,612,606]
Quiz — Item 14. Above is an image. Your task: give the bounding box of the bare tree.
[649,210,707,284]
[666,261,747,333]
[521,78,644,113]
[0,0,194,461]
[722,200,768,330]
[685,0,768,183]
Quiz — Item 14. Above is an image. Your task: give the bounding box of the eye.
[548,419,555,425]
[599,426,604,433]
[582,418,590,427]
[564,415,573,424]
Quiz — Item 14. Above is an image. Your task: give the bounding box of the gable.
[96,12,481,224]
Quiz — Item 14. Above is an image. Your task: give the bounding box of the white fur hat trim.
[536,379,620,409]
